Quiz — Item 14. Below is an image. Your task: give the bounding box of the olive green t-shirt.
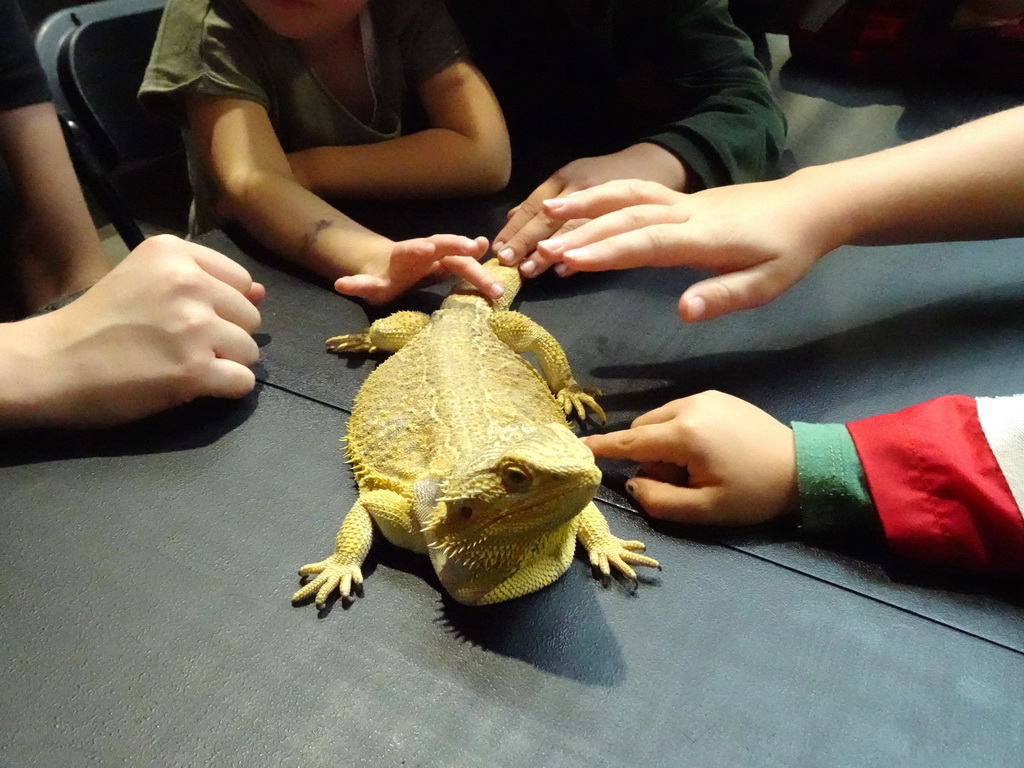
[139,0,466,234]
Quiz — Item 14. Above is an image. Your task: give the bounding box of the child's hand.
[581,391,797,525]
[334,234,500,305]
[537,178,831,322]
[8,235,263,428]
[492,144,686,278]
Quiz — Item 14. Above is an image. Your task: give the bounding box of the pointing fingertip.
[497,247,515,265]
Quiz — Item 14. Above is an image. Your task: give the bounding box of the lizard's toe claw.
[585,534,660,590]
[618,539,647,552]
[578,394,606,423]
[326,332,376,354]
[557,387,606,424]
[315,572,342,609]
[607,555,638,582]
[589,550,612,578]
[623,553,661,571]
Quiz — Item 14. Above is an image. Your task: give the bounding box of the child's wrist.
[785,166,860,260]
[298,222,390,281]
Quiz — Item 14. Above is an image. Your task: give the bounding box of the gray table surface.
[5,215,1024,766]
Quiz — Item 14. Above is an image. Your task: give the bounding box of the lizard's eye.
[501,464,532,491]
[458,503,474,520]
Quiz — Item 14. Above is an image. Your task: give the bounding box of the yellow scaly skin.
[292,260,659,608]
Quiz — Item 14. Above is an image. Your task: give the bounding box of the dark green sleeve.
[641,0,787,187]
[792,422,885,548]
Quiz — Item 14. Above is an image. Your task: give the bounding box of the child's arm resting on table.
[185,93,502,305]
[287,60,511,199]
[586,391,1024,575]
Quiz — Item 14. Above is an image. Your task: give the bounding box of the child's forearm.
[0,102,112,308]
[289,130,511,200]
[291,60,510,200]
[221,168,393,280]
[788,106,1024,252]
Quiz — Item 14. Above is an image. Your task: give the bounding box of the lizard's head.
[448,258,522,311]
[415,423,601,605]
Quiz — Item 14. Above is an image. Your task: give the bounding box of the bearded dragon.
[292,260,659,607]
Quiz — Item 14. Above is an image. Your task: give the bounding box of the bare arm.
[186,94,501,304]
[187,93,390,278]
[0,101,111,312]
[816,105,1024,246]
[536,105,1024,321]
[289,61,510,199]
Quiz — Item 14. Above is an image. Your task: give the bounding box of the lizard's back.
[348,303,566,486]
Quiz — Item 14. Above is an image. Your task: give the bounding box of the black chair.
[34,0,189,249]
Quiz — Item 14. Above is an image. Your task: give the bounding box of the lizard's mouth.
[484,492,583,534]
[453,481,596,539]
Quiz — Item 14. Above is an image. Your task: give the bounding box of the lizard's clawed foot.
[587,537,660,589]
[326,332,376,355]
[556,382,606,423]
[292,556,364,608]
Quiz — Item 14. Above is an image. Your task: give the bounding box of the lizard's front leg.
[576,503,660,589]
[292,489,410,608]
[326,310,430,355]
[489,311,606,422]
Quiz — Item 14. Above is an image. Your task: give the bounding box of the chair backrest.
[35,0,188,248]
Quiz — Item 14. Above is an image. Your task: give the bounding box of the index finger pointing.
[580,424,682,465]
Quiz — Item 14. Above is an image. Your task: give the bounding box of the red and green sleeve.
[794,395,1024,573]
